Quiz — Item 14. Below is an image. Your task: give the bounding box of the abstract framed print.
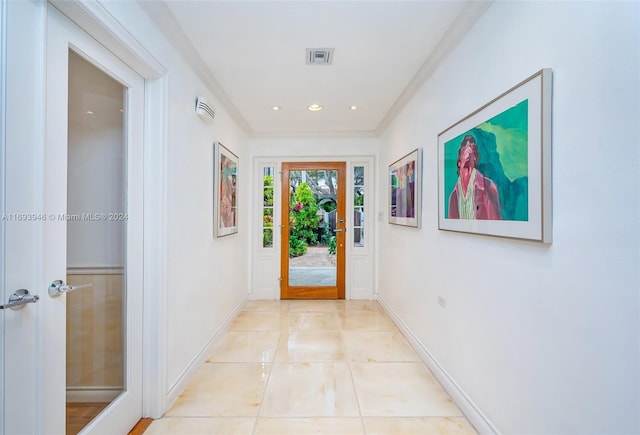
[438,69,552,242]
[389,148,422,228]
[214,142,238,237]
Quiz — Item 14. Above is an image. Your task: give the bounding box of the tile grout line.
[335,303,368,433]
[250,303,290,435]
[341,312,368,435]
[159,300,475,433]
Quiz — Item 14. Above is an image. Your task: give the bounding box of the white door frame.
[48,0,170,419]
[251,156,376,301]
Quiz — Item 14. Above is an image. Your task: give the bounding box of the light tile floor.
[146,300,477,434]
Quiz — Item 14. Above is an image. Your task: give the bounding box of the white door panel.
[2,0,46,433]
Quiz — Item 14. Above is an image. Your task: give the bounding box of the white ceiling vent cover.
[195,97,215,124]
[306,48,334,65]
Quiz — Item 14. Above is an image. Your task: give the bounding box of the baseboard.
[165,296,248,410]
[376,294,499,435]
[66,386,122,403]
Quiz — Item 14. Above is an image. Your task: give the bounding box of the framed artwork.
[438,69,552,242]
[389,148,422,228]
[214,142,238,237]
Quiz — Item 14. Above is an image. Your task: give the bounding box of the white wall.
[377,1,640,433]
[89,1,252,403]
[162,58,249,391]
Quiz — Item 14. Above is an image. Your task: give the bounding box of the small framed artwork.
[438,69,552,242]
[389,148,422,228]
[214,142,238,237]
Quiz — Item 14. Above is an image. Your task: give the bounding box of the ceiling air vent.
[195,96,215,124]
[306,48,334,65]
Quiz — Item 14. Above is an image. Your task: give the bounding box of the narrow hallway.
[146,300,476,434]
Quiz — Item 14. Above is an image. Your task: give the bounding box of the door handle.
[0,289,40,310]
[49,279,92,298]
[334,228,345,233]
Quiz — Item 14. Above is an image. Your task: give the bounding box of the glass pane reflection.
[288,169,338,286]
[66,50,126,433]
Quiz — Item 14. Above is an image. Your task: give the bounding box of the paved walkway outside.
[289,246,335,267]
[288,246,336,286]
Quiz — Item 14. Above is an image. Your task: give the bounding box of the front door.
[280,162,346,299]
[2,4,144,433]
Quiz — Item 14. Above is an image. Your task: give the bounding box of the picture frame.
[214,142,238,237]
[389,148,422,228]
[438,69,552,243]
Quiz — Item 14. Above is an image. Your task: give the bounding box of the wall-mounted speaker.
[195,96,215,124]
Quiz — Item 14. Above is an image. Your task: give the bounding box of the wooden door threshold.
[128,418,154,434]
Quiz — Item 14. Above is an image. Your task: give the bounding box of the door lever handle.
[49,279,92,298]
[334,228,345,233]
[0,289,40,310]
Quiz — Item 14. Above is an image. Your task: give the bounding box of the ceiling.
[143,1,490,137]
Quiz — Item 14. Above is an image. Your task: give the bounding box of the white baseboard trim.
[376,293,499,435]
[66,386,122,403]
[165,296,248,410]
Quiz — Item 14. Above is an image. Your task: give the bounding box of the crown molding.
[137,0,253,136]
[50,0,167,78]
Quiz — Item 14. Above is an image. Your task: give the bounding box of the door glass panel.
[66,50,126,434]
[354,166,365,248]
[288,169,338,286]
[262,167,274,248]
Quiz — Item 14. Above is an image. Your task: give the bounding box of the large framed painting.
[214,142,238,237]
[389,148,422,228]
[438,69,552,243]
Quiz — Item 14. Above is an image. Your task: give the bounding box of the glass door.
[65,50,127,434]
[280,162,346,299]
[43,6,144,433]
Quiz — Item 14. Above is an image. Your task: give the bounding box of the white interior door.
[2,3,144,433]
[2,1,49,433]
[45,5,144,434]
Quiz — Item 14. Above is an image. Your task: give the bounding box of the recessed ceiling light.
[86,111,94,115]
[307,104,323,112]
[272,105,281,111]
[350,105,358,111]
